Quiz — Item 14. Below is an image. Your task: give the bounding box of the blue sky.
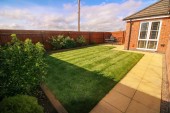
[0,0,137,6]
[0,0,157,31]
[0,0,156,7]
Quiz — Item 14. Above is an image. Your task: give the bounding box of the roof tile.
[123,0,170,20]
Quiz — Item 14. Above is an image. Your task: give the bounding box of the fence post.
[41,31,45,45]
[103,32,105,43]
[89,32,91,44]
[0,34,2,45]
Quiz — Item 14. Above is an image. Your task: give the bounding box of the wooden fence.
[0,30,125,50]
[112,31,126,45]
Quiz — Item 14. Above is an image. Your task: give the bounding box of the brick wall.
[124,21,140,50]
[158,18,170,53]
[166,38,170,92]
[124,17,170,53]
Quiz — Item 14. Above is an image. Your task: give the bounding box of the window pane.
[151,22,160,30]
[139,31,147,39]
[147,41,157,49]
[149,31,158,39]
[138,41,146,48]
[141,23,149,31]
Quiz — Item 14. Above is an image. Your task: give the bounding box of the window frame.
[137,20,162,51]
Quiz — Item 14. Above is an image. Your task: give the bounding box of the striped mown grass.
[45,45,144,113]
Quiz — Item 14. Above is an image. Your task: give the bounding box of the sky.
[0,0,158,31]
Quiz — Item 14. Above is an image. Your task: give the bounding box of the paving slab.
[90,101,122,113]
[103,90,131,112]
[91,45,163,113]
[114,83,136,98]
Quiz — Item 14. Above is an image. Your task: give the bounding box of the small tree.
[0,34,47,98]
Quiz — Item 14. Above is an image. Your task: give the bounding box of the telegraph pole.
[78,0,80,31]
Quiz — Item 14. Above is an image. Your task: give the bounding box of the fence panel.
[0,30,126,50]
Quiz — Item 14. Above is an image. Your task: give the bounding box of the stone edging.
[41,84,68,113]
[160,55,170,113]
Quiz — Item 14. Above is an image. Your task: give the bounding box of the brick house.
[123,0,170,53]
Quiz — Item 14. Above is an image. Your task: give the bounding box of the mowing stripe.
[48,50,105,66]
[50,47,114,65]
[53,46,113,58]
[63,50,117,65]
[54,47,113,60]
[101,53,142,80]
[60,48,111,61]
[87,52,132,72]
[79,51,124,68]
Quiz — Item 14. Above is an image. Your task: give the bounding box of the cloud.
[0,23,24,29]
[0,0,155,31]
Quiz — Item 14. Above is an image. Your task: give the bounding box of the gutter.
[127,20,132,50]
[125,15,170,22]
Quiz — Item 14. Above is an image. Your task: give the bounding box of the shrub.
[0,34,47,98]
[75,35,86,46]
[49,35,64,49]
[63,36,76,49]
[49,35,76,49]
[0,95,43,113]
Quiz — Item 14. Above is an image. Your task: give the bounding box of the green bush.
[49,35,64,49]
[49,35,76,49]
[76,35,86,46]
[0,95,43,113]
[0,34,47,98]
[63,36,76,49]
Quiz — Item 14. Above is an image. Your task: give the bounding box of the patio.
[90,45,163,113]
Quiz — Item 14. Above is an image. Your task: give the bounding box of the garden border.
[41,84,68,113]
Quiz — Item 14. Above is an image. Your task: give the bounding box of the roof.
[123,0,170,20]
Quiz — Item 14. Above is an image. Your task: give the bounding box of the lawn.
[45,45,144,113]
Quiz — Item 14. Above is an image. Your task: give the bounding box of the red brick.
[124,17,170,53]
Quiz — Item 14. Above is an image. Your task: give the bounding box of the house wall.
[166,38,170,93]
[158,18,170,53]
[124,17,170,53]
[124,21,140,50]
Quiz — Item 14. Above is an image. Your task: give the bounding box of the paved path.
[90,45,163,113]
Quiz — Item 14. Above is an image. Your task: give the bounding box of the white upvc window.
[137,20,162,51]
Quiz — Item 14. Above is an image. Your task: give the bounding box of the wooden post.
[78,0,80,31]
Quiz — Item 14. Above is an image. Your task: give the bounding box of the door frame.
[137,20,162,51]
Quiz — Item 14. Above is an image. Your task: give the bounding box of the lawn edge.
[41,84,68,113]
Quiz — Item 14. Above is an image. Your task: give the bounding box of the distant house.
[123,0,170,53]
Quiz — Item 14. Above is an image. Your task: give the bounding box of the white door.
[137,21,161,51]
